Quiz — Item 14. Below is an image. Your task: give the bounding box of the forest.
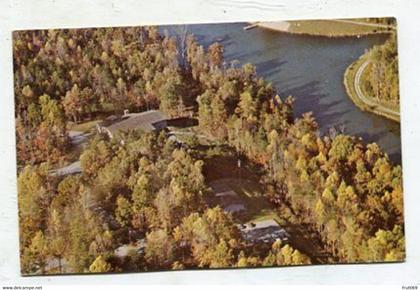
[363,33,399,106]
[14,25,404,274]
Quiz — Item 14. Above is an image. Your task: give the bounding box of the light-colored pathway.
[353,60,400,119]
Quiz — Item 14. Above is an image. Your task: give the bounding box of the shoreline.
[250,20,400,122]
[343,54,400,123]
[255,20,393,38]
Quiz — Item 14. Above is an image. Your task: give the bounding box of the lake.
[165,22,401,164]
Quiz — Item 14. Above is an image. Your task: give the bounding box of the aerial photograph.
[13,17,404,275]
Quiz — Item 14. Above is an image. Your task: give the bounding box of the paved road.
[50,131,88,177]
[353,60,400,119]
[68,130,90,145]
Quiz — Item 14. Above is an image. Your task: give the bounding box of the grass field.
[69,119,101,133]
[289,20,391,37]
[258,19,393,38]
[208,177,282,224]
[249,208,283,224]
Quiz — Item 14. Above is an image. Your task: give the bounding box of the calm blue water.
[164,22,401,163]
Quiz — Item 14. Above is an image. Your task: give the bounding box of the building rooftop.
[101,110,168,135]
[239,219,289,243]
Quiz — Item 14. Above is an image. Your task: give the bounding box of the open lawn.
[288,20,390,37]
[250,208,284,224]
[208,177,276,223]
[257,19,393,37]
[69,119,101,133]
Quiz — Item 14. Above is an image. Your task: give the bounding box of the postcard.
[14,17,403,275]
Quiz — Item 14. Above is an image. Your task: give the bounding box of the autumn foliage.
[15,25,403,275]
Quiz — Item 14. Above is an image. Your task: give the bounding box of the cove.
[165,22,401,164]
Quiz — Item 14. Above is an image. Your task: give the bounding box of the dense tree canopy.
[14,27,187,165]
[363,34,399,105]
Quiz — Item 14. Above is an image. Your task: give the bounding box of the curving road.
[353,60,400,120]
